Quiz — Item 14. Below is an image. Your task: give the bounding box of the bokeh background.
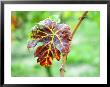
[11,11,100,77]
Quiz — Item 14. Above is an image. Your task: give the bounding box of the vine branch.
[60,11,88,77]
[72,11,88,38]
[60,54,67,77]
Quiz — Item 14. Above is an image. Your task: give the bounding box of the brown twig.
[60,54,67,77]
[72,11,88,38]
[60,11,88,77]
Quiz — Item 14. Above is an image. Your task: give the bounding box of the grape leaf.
[27,18,72,67]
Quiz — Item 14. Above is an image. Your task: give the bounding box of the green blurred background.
[11,11,100,77]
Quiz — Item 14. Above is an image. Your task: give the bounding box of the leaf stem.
[60,11,88,77]
[46,67,53,77]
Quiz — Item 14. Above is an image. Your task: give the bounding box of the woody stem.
[60,11,88,77]
[60,54,67,77]
[72,11,88,38]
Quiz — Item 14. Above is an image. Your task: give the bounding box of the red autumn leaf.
[27,18,72,67]
[52,46,60,61]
